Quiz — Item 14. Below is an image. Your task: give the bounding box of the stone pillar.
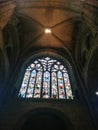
[0,30,9,107]
[0,0,16,107]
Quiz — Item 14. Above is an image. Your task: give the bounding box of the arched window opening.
[18,57,73,99]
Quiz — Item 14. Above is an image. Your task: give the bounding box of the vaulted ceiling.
[0,0,98,87]
[1,1,98,52]
[1,0,84,56]
[14,0,82,53]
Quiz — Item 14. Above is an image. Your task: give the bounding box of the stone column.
[0,0,16,107]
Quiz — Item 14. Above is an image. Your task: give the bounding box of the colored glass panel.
[51,72,58,99]
[26,70,36,98]
[57,71,65,99]
[63,72,73,99]
[34,71,42,98]
[42,71,50,98]
[18,70,30,97]
[18,56,73,99]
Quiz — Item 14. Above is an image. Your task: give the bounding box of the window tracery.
[18,57,73,99]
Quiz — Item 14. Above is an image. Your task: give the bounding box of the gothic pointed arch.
[17,51,78,100]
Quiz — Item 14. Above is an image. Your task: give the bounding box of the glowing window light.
[18,57,74,99]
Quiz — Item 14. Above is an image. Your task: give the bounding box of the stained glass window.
[18,57,73,99]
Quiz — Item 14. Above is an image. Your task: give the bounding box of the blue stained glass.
[18,56,73,100]
[34,72,42,98]
[42,71,50,98]
[63,73,73,99]
[57,71,65,99]
[26,70,36,98]
[51,72,58,99]
[18,70,30,97]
